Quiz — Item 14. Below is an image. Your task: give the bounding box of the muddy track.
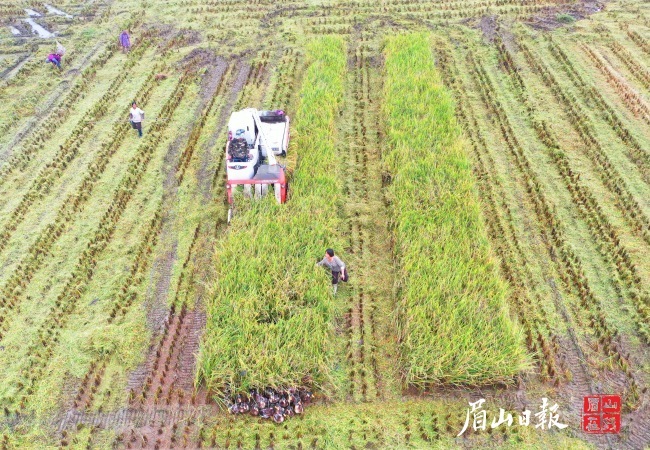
[144,58,230,337]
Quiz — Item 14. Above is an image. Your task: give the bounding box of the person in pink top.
[119,30,131,53]
[46,53,62,70]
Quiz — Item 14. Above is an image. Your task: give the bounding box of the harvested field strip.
[176,62,232,185]
[0,44,115,167]
[606,38,650,90]
[0,67,163,339]
[117,51,276,446]
[197,37,347,395]
[543,38,650,187]
[234,52,270,110]
[436,46,565,383]
[339,33,398,402]
[72,65,244,444]
[0,36,152,183]
[492,37,650,342]
[627,29,650,57]
[0,43,98,148]
[519,41,650,246]
[0,47,158,257]
[0,68,162,284]
[0,72,193,413]
[129,226,200,405]
[128,224,208,409]
[463,41,642,409]
[581,43,650,132]
[265,48,303,111]
[71,205,163,412]
[383,33,527,387]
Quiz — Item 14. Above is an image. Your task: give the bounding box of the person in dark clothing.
[315,248,348,295]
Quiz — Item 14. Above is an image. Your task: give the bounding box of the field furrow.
[520,41,650,246]
[340,34,396,403]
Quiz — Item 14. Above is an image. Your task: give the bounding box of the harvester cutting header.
[225,108,289,220]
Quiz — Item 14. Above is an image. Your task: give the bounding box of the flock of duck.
[228,388,313,423]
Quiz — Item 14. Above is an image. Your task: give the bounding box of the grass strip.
[383,33,529,387]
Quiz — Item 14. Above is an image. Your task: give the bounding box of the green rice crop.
[196,36,346,396]
[383,33,529,387]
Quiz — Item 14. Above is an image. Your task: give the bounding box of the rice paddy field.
[0,0,649,448]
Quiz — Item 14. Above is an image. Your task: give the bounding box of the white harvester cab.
[225,108,290,222]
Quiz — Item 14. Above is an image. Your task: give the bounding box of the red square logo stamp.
[583,395,621,434]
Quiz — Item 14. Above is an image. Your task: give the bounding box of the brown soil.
[527,0,605,30]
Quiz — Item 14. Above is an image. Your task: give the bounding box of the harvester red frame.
[226,169,287,204]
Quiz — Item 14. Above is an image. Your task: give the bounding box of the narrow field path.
[341,32,399,403]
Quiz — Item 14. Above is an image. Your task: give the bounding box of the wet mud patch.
[477,15,499,42]
[143,22,202,51]
[179,48,219,73]
[526,0,605,30]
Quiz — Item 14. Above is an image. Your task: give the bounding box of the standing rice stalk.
[383,33,529,388]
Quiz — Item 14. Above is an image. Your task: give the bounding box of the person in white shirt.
[129,101,145,137]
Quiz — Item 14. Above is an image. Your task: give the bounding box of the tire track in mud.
[126,59,243,403]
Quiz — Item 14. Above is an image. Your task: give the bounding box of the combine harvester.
[225,108,289,222]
